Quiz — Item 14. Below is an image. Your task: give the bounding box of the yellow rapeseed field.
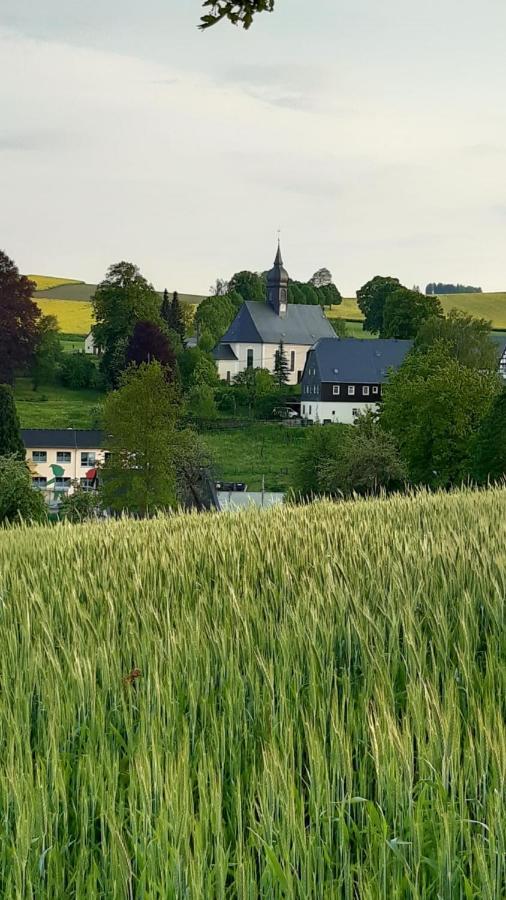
[27,275,82,291]
[34,299,93,334]
[0,488,504,896]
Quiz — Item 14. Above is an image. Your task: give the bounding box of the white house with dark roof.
[301,338,413,424]
[213,244,337,384]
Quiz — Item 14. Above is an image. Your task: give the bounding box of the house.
[84,330,101,355]
[22,429,106,500]
[212,244,337,384]
[491,334,506,378]
[301,338,412,424]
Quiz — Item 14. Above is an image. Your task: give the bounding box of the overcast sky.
[1,0,506,295]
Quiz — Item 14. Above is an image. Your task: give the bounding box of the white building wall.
[217,342,311,384]
[301,401,379,424]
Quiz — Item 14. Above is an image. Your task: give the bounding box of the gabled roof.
[220,301,337,346]
[212,343,238,361]
[306,338,413,383]
[22,429,104,449]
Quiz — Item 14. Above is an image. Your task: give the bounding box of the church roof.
[305,338,413,383]
[267,243,289,284]
[219,301,337,346]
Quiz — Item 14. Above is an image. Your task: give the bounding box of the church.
[212,244,337,384]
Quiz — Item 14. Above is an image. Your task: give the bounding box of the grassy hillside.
[202,423,306,490]
[14,378,102,429]
[28,275,83,290]
[327,292,506,330]
[0,489,504,895]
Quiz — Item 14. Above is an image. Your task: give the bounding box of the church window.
[247,349,254,368]
[290,351,295,371]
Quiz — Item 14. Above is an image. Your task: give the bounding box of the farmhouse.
[22,429,106,498]
[212,244,337,384]
[301,338,412,423]
[84,330,101,355]
[491,334,506,378]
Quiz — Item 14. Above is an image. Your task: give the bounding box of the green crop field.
[0,488,504,896]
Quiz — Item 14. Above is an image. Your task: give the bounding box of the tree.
[59,486,101,522]
[210,278,229,296]
[472,389,506,484]
[229,271,265,303]
[125,321,177,381]
[318,412,407,497]
[161,288,172,329]
[0,385,24,458]
[0,250,40,383]
[170,291,186,342]
[381,288,443,339]
[310,268,333,288]
[0,455,47,524]
[188,384,218,420]
[415,309,497,371]
[273,340,290,388]
[200,1,274,29]
[329,318,347,337]
[179,347,219,391]
[356,276,401,334]
[59,353,97,389]
[425,282,482,295]
[194,291,243,346]
[233,367,276,417]
[380,345,501,488]
[101,362,180,515]
[291,425,345,497]
[92,261,162,386]
[31,315,62,390]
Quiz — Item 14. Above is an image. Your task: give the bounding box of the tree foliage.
[0,250,40,384]
[200,0,274,30]
[273,340,290,388]
[472,389,506,484]
[59,486,101,522]
[381,345,501,487]
[356,276,401,334]
[233,368,276,416]
[31,315,62,390]
[426,282,482,295]
[415,309,497,371]
[92,262,162,386]
[59,353,97,390]
[229,271,265,303]
[381,288,443,339]
[195,292,243,347]
[0,455,47,524]
[0,385,25,459]
[125,321,177,381]
[291,426,345,497]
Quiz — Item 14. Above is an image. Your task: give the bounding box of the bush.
[0,455,47,524]
[59,353,97,389]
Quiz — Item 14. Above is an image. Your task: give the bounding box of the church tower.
[267,242,289,317]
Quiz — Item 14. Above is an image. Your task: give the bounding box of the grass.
[34,299,93,334]
[28,275,83,291]
[14,378,103,429]
[61,336,85,353]
[202,423,307,490]
[327,293,506,330]
[0,487,504,896]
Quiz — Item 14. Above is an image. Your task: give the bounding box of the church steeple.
[267,240,289,317]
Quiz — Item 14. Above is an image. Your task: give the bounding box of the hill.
[1,489,504,895]
[28,275,84,290]
[327,292,506,329]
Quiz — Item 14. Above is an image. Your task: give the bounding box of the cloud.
[217,62,335,112]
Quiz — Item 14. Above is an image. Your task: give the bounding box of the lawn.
[0,488,504,895]
[14,378,103,429]
[201,422,307,490]
[61,335,86,353]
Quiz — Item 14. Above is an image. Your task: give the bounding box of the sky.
[1,0,506,296]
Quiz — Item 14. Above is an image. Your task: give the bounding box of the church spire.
[267,241,289,317]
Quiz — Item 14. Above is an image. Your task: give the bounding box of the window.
[290,351,295,372]
[363,386,370,396]
[372,386,379,395]
[32,451,47,463]
[32,476,47,489]
[80,478,96,491]
[57,451,71,463]
[302,405,305,415]
[81,452,96,467]
[309,405,312,415]
[297,371,302,383]
[247,349,254,368]
[54,477,71,492]
[331,410,335,415]
[348,385,355,396]
[226,371,231,384]
[352,409,359,418]
[333,385,340,396]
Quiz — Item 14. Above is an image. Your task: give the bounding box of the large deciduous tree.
[380,345,501,488]
[200,0,274,29]
[472,389,506,484]
[194,291,243,347]
[415,309,498,371]
[125,321,177,381]
[31,315,62,390]
[229,271,265,303]
[381,288,443,339]
[101,362,181,515]
[0,385,25,458]
[0,250,40,383]
[92,261,162,386]
[0,455,47,524]
[356,276,401,334]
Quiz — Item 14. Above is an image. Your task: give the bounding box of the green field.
[14,378,102,429]
[202,423,306,490]
[327,293,506,330]
[1,488,504,895]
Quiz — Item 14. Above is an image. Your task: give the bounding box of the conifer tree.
[0,384,24,459]
[161,288,172,329]
[274,340,290,388]
[171,291,186,342]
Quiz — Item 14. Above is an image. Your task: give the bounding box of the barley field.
[0,489,504,897]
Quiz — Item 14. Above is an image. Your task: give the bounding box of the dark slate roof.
[306,338,413,383]
[22,429,104,449]
[212,343,238,361]
[220,301,337,345]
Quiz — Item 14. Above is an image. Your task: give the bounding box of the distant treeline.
[426,283,482,295]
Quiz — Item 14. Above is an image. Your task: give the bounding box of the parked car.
[273,407,299,420]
